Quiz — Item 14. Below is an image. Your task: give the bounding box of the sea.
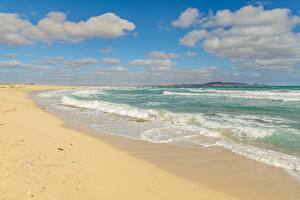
[34,85,300,177]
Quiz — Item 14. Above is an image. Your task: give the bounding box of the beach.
[1,84,300,200]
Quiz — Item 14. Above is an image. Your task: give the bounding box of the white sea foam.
[38,93,54,98]
[141,126,219,143]
[61,95,293,140]
[61,96,162,119]
[163,91,204,96]
[219,140,300,173]
[72,89,106,97]
[141,127,192,143]
[39,87,117,98]
[164,89,300,102]
[38,89,76,98]
[140,125,300,177]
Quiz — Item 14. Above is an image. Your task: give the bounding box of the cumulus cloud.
[91,64,221,84]
[0,59,50,70]
[145,65,220,83]
[171,66,221,83]
[64,58,100,67]
[179,29,207,47]
[185,66,218,74]
[33,56,101,68]
[109,66,128,72]
[102,57,120,64]
[148,51,179,59]
[129,59,176,67]
[0,11,135,45]
[186,51,197,56]
[174,66,218,77]
[156,66,173,72]
[129,52,178,72]
[32,56,122,68]
[0,60,23,67]
[178,5,300,70]
[35,56,65,65]
[0,53,237,84]
[171,7,200,28]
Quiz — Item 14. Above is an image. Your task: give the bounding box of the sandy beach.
[1,84,300,200]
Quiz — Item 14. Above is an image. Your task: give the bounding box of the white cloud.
[64,58,100,67]
[179,5,300,70]
[44,56,121,66]
[179,29,207,47]
[101,47,113,54]
[36,56,122,67]
[172,66,220,83]
[33,57,101,68]
[129,59,176,67]
[35,56,65,65]
[0,59,50,70]
[156,66,173,72]
[186,66,218,74]
[129,54,177,72]
[149,51,179,59]
[0,11,135,45]
[171,7,200,28]
[186,51,197,56]
[0,60,23,67]
[91,65,221,84]
[102,57,120,64]
[109,66,128,72]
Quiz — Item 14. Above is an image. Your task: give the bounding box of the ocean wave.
[219,140,300,173]
[144,101,166,106]
[164,89,300,102]
[60,95,293,140]
[61,96,162,119]
[71,89,106,97]
[140,126,300,177]
[37,88,300,178]
[163,91,205,96]
[38,89,76,98]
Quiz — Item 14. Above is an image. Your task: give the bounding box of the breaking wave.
[36,87,300,178]
[164,89,300,102]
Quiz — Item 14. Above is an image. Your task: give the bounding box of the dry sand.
[0,84,299,200]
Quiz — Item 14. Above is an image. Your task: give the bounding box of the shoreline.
[49,102,300,199]
[1,84,300,199]
[33,85,300,177]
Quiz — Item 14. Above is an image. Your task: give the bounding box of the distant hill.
[174,82,266,87]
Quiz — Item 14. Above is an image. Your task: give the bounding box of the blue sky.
[0,0,300,85]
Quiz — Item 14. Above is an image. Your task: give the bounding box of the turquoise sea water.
[36,86,300,176]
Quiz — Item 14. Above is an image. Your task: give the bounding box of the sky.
[0,0,300,85]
